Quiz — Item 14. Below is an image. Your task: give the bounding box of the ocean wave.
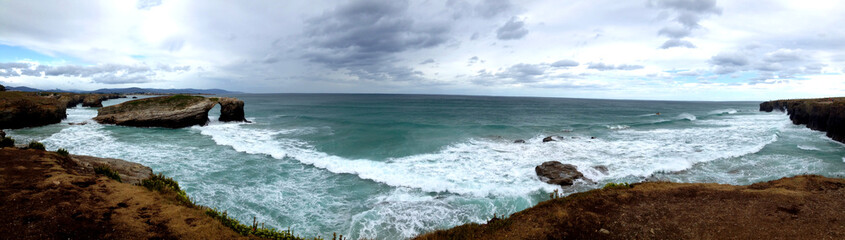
[677,113,697,121]
[797,145,821,151]
[196,113,787,197]
[709,108,738,115]
[606,125,630,130]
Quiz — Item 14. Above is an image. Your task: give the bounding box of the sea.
[8,94,845,239]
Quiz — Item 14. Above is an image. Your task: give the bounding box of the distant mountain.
[4,85,239,94]
[90,87,239,94]
[6,86,46,92]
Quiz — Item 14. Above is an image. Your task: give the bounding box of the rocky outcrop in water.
[760,98,845,143]
[94,95,248,128]
[217,97,248,122]
[535,161,586,186]
[82,94,123,107]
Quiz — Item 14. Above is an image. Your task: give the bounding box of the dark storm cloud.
[0,62,190,84]
[303,0,451,81]
[651,0,722,49]
[588,62,644,71]
[496,17,528,40]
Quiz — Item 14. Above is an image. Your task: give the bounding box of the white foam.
[606,125,630,130]
[709,108,738,115]
[677,112,697,121]
[196,113,786,197]
[797,145,821,151]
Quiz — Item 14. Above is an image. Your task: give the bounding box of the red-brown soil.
[0,147,260,239]
[416,175,845,240]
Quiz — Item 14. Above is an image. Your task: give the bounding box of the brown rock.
[535,161,585,186]
[70,155,153,185]
[94,95,216,128]
[542,136,555,142]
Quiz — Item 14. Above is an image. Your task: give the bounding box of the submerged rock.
[542,136,556,142]
[593,165,609,175]
[535,161,585,186]
[514,139,526,143]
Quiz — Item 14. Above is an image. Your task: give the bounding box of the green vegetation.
[139,173,193,206]
[205,209,308,240]
[602,182,632,190]
[56,148,69,156]
[27,141,46,150]
[94,165,122,182]
[0,137,14,148]
[209,97,219,102]
[122,94,207,109]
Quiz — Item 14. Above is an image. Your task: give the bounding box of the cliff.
[0,91,67,129]
[94,95,248,128]
[0,146,292,239]
[760,98,845,143]
[416,175,845,240]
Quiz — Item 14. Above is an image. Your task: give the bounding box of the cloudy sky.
[1,0,844,100]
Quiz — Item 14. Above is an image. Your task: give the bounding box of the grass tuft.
[56,148,69,156]
[94,165,122,182]
[27,141,46,150]
[139,173,193,206]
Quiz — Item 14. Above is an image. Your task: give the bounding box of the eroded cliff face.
[760,98,845,143]
[0,92,67,129]
[93,95,248,128]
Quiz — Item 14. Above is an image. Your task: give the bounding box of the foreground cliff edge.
[760,97,845,143]
[416,175,845,240]
[94,95,248,128]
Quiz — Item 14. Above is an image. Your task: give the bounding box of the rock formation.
[82,94,122,107]
[542,136,556,142]
[217,97,248,122]
[0,92,67,129]
[94,95,248,128]
[70,154,153,185]
[535,161,587,186]
[760,98,845,143]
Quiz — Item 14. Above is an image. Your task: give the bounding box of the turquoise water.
[8,94,845,239]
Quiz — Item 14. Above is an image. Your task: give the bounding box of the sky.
[0,0,844,101]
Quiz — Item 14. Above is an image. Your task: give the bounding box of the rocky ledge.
[417,175,845,240]
[760,97,845,143]
[93,95,248,128]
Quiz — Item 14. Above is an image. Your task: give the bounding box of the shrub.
[0,137,14,148]
[94,165,122,182]
[57,148,69,156]
[28,141,46,150]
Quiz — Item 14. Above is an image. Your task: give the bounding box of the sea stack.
[217,97,248,122]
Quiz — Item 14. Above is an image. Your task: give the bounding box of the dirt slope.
[416,175,845,240]
[0,147,258,240]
